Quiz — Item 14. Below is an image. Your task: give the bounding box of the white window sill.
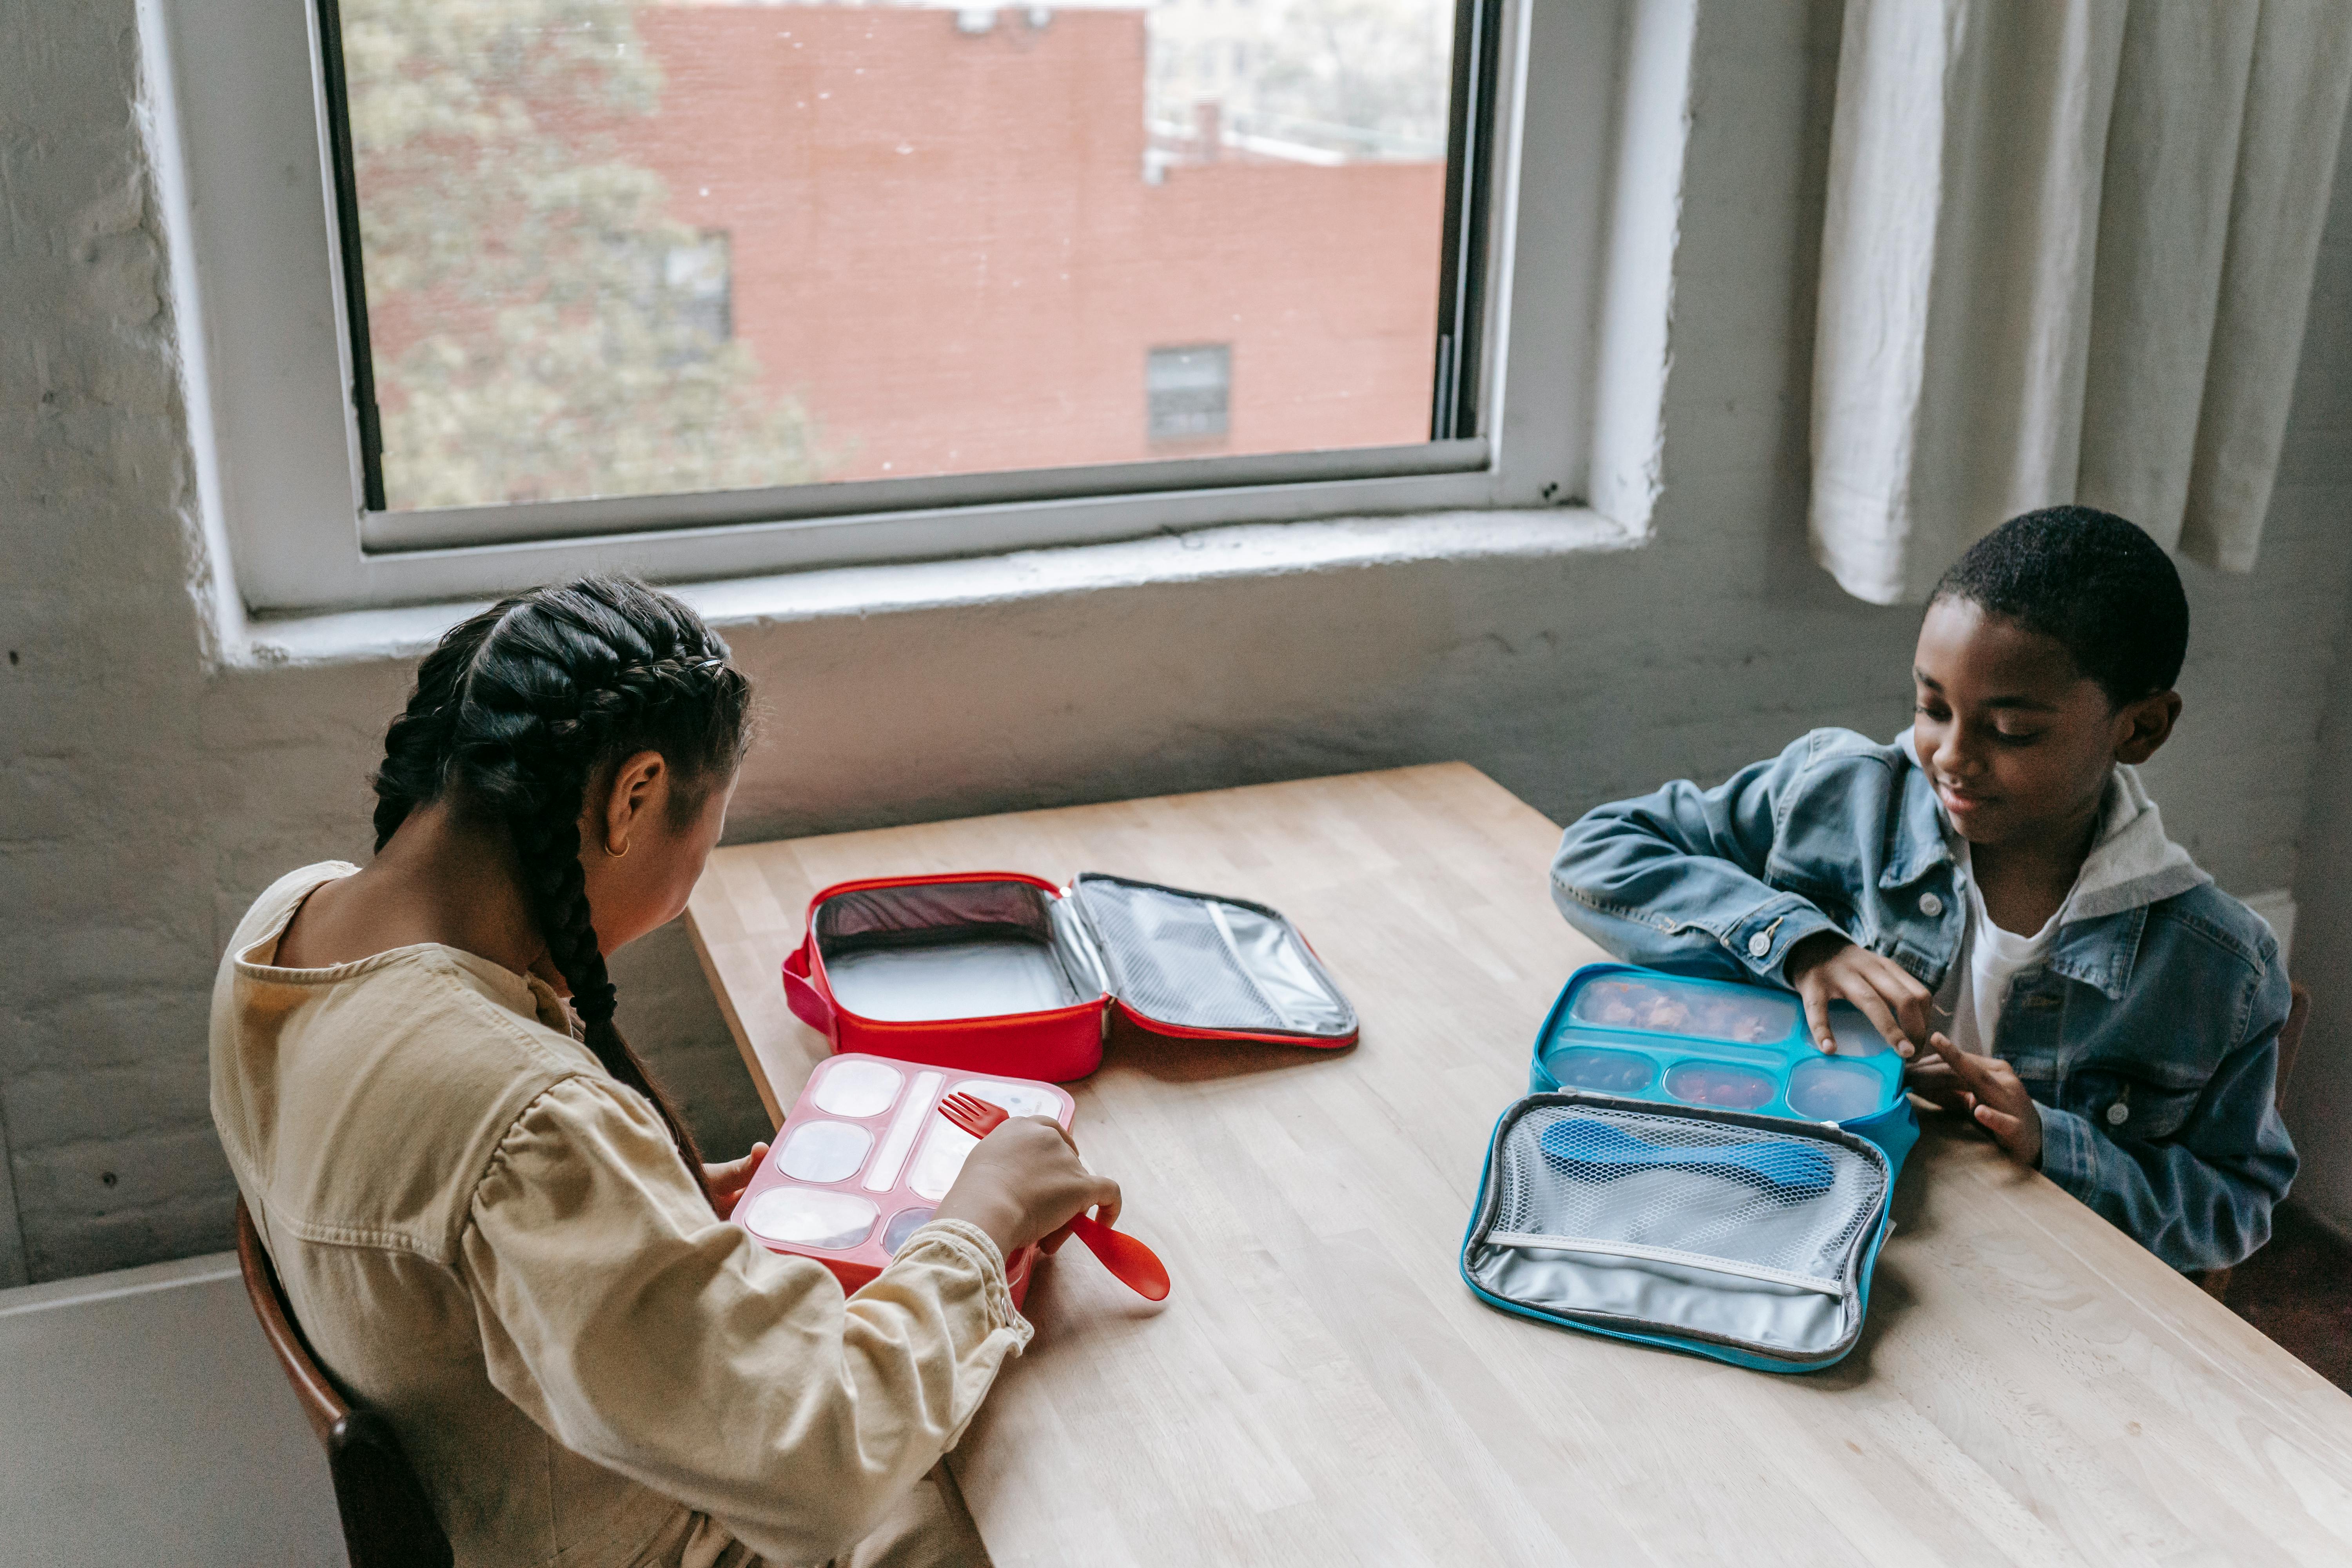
[230,506,1640,670]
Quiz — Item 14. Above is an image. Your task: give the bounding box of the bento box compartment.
[740,1188,879,1251]
[882,1205,937,1254]
[1467,1100,1886,1359]
[815,880,1095,1021]
[1547,1046,1658,1094]
[1662,1061,1778,1111]
[1569,973,1798,1045]
[1786,1058,1887,1120]
[1074,875,1355,1037]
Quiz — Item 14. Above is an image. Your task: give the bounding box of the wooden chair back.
[235,1197,454,1568]
[2275,983,2310,1110]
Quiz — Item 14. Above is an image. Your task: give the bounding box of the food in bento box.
[1548,1046,1659,1094]
[1570,976,1797,1045]
[1663,1061,1778,1110]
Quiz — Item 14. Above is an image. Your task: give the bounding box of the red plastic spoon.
[937,1093,1171,1302]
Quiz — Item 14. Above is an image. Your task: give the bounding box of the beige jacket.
[210,864,1031,1567]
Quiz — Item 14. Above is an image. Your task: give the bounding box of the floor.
[2222,1203,2352,1392]
[0,1254,344,1567]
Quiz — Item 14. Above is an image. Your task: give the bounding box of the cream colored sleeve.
[459,1074,1033,1566]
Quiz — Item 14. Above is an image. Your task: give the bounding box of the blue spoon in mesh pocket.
[1539,1117,1836,1203]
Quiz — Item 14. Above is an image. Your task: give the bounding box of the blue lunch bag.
[1459,964,1920,1373]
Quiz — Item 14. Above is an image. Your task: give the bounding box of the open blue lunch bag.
[1460,965,1920,1373]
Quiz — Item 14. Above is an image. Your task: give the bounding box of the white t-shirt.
[1938,844,2063,1057]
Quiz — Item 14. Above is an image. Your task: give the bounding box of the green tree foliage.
[342,0,824,509]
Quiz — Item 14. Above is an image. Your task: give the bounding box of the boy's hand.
[1784,933,1931,1056]
[705,1142,771,1219]
[1901,1052,1972,1116]
[1911,1033,2042,1167]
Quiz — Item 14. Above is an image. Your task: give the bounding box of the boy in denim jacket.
[1552,507,2296,1272]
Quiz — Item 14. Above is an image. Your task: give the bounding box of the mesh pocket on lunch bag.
[1073,875,1355,1037]
[1465,1096,1891,1363]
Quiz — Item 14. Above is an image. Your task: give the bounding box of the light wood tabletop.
[684,764,2352,1567]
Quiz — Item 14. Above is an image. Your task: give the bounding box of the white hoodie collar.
[1890,727,2209,919]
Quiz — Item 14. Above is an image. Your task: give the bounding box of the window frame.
[152,0,1625,615]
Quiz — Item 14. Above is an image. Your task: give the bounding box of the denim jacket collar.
[1876,786,1953,892]
[1886,729,2210,1000]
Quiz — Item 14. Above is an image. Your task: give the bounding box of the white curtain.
[1809,0,2352,606]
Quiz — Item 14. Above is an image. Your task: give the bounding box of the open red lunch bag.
[782,870,1360,1080]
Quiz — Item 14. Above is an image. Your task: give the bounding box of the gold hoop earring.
[605,838,629,860]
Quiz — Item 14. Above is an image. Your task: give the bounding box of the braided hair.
[372,577,753,1208]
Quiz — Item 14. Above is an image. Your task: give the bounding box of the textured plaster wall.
[4,0,2351,1288]
[2279,140,2352,1241]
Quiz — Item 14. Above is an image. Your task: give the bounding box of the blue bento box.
[1527,964,1917,1157]
[1459,963,1922,1373]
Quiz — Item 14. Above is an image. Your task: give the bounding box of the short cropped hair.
[1931,506,2189,706]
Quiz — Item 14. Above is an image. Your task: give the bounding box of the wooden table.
[686,765,2352,1567]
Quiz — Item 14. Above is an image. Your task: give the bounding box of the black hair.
[371,576,753,1208]
[1930,506,2189,706]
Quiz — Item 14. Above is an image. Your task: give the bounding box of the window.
[331,0,1466,509]
[657,234,734,357]
[153,0,1624,611]
[1147,345,1232,445]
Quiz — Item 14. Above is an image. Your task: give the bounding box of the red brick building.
[624,4,1446,483]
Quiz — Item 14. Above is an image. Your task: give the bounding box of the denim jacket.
[1550,727,2297,1272]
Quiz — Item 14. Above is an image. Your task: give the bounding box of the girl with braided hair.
[212,577,1118,1568]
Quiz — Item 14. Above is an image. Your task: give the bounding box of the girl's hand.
[1784,933,1931,1056]
[705,1142,770,1219]
[1918,1033,2043,1167]
[935,1117,1122,1258]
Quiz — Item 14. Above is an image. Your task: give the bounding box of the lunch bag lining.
[1073,875,1355,1037]
[1465,1096,1889,1361]
[817,882,1092,1019]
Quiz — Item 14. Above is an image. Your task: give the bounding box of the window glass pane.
[338,0,1457,512]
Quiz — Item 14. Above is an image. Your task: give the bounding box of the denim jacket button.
[1747,932,1771,958]
[2106,1101,2129,1126]
[1919,892,1944,917]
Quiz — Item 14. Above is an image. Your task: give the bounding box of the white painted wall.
[0,1255,345,1566]
[5,0,2352,1311]
[2281,135,2352,1234]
